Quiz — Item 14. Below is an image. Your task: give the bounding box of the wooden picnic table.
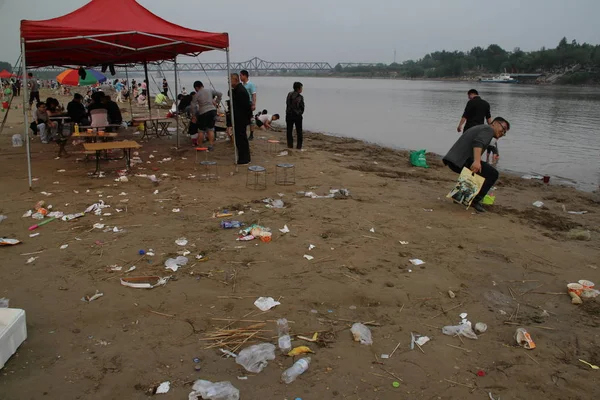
[72,132,118,142]
[83,140,141,175]
[132,116,172,139]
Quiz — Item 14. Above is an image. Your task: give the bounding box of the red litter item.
[477,370,486,377]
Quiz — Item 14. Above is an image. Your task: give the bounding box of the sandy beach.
[0,90,599,400]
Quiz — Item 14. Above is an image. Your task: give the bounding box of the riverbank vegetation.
[335,38,600,84]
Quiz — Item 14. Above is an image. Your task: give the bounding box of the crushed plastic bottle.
[442,322,478,340]
[235,343,276,373]
[351,323,373,345]
[281,357,311,384]
[277,318,292,354]
[188,379,239,400]
[221,220,243,229]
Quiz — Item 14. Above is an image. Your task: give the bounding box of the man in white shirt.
[256,113,280,130]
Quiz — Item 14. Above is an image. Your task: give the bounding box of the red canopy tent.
[0,70,14,79]
[19,0,236,188]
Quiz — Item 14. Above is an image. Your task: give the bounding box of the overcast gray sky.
[0,0,598,66]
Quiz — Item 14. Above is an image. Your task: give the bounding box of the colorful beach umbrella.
[56,68,107,86]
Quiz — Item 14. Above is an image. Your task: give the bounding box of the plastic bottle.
[277,318,292,354]
[12,134,23,147]
[74,123,79,134]
[281,357,311,384]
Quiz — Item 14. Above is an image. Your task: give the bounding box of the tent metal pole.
[226,49,237,166]
[21,38,32,190]
[143,61,151,115]
[124,66,134,121]
[174,57,179,149]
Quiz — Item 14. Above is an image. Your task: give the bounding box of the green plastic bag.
[409,149,429,168]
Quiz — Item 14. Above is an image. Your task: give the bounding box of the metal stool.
[195,147,209,163]
[246,165,267,190]
[275,163,296,186]
[200,160,218,181]
[267,139,281,155]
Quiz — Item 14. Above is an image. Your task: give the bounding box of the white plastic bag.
[188,380,239,400]
[351,323,373,345]
[164,256,188,271]
[235,343,276,373]
[11,134,23,147]
[442,322,478,340]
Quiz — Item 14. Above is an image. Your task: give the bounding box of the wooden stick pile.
[200,323,271,352]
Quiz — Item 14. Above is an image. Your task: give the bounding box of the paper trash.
[254,297,281,311]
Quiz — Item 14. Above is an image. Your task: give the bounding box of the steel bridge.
[29,58,380,73]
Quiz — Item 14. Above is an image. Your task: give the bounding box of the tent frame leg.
[21,38,32,190]
[174,57,179,149]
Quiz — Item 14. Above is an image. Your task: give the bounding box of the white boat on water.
[479,73,518,83]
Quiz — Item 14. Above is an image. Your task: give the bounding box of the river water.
[153,74,600,191]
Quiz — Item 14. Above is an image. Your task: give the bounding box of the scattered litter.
[26,257,37,264]
[29,233,40,238]
[60,244,69,250]
[302,188,350,199]
[277,150,288,156]
[459,312,468,319]
[175,238,188,246]
[0,215,6,223]
[369,228,375,233]
[254,297,280,311]
[514,328,536,349]
[239,225,272,242]
[399,241,409,245]
[380,354,389,359]
[112,227,122,233]
[392,381,401,388]
[477,370,486,377]
[220,349,237,358]
[62,212,85,221]
[237,376,248,380]
[0,298,9,308]
[263,198,285,209]
[188,380,239,400]
[578,359,600,370]
[0,238,21,246]
[120,276,169,289]
[125,266,136,273]
[165,256,189,272]
[279,225,290,234]
[532,201,544,208]
[287,346,314,357]
[423,208,433,212]
[281,357,311,384]
[40,191,52,196]
[156,381,170,394]
[442,315,478,340]
[81,290,103,303]
[109,265,122,271]
[236,343,276,373]
[93,223,105,229]
[566,229,591,241]
[415,336,430,346]
[57,169,66,173]
[448,290,456,298]
[409,259,425,266]
[308,244,315,251]
[22,210,32,218]
[474,322,488,334]
[521,174,543,180]
[351,323,373,345]
[303,255,314,261]
[172,208,181,213]
[221,221,243,229]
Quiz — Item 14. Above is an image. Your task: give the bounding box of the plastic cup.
[543,175,550,184]
[578,280,595,290]
[567,283,584,296]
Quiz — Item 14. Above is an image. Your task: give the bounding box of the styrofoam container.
[0,308,27,369]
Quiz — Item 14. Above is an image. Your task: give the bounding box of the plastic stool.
[275,163,296,186]
[246,165,267,190]
[195,147,208,163]
[267,139,281,155]
[200,160,218,181]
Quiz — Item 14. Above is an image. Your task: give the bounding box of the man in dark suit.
[229,73,252,165]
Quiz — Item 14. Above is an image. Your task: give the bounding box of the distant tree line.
[0,61,12,72]
[334,38,600,84]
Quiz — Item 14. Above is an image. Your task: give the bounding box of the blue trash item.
[221,220,242,229]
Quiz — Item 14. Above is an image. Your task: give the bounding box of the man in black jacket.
[229,73,252,165]
[457,89,491,133]
[67,93,89,125]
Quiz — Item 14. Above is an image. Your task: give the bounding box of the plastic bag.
[447,167,486,208]
[442,322,478,340]
[409,149,429,168]
[12,134,23,147]
[235,343,276,373]
[188,380,239,400]
[351,323,373,345]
